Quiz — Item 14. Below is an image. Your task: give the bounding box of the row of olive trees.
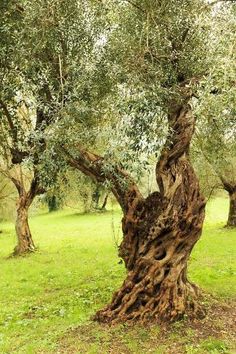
[42,171,109,212]
[0,0,235,324]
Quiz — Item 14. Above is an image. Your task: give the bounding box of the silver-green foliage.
[194,2,236,184]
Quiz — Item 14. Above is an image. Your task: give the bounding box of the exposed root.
[94,272,206,324]
[12,244,36,257]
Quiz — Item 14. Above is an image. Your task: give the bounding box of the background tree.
[0,1,48,254]
[0,99,46,255]
[192,152,221,200]
[194,3,236,227]
[0,0,109,254]
[0,174,16,225]
[42,170,109,213]
[45,194,62,213]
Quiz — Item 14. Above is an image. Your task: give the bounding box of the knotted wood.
[12,175,43,256]
[64,103,206,323]
[94,104,206,323]
[14,195,35,255]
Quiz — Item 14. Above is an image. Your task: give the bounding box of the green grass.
[0,197,235,353]
[190,197,236,298]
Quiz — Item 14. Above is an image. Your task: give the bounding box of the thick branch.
[61,146,143,213]
[27,173,45,201]
[220,176,236,194]
[10,176,24,196]
[9,168,44,204]
[0,99,18,141]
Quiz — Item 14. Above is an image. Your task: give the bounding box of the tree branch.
[61,146,143,213]
[219,175,236,194]
[10,176,24,196]
[125,0,145,13]
[0,99,17,141]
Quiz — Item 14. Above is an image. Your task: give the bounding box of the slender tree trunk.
[101,193,109,210]
[11,174,43,256]
[13,195,35,255]
[220,178,236,228]
[94,104,206,323]
[92,186,100,209]
[48,195,60,212]
[227,191,236,227]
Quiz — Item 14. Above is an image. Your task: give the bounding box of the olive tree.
[61,0,216,322]
[2,0,232,323]
[194,2,236,227]
[0,1,45,254]
[0,0,108,254]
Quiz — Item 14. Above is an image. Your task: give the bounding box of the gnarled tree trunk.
[14,195,35,255]
[11,174,43,256]
[64,103,205,323]
[94,104,206,323]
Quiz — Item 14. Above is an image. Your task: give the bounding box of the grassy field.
[0,197,235,354]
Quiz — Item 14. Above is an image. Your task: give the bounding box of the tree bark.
[227,191,236,227]
[220,177,236,228]
[101,193,109,210]
[63,104,206,323]
[11,174,44,256]
[94,104,205,323]
[14,195,35,255]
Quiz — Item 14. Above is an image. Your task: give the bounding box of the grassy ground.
[0,197,235,354]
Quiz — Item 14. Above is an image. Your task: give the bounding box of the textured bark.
[227,191,236,227]
[94,104,206,323]
[64,103,206,323]
[12,175,43,256]
[14,196,35,255]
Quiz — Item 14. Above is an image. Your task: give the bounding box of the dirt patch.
[57,298,236,354]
